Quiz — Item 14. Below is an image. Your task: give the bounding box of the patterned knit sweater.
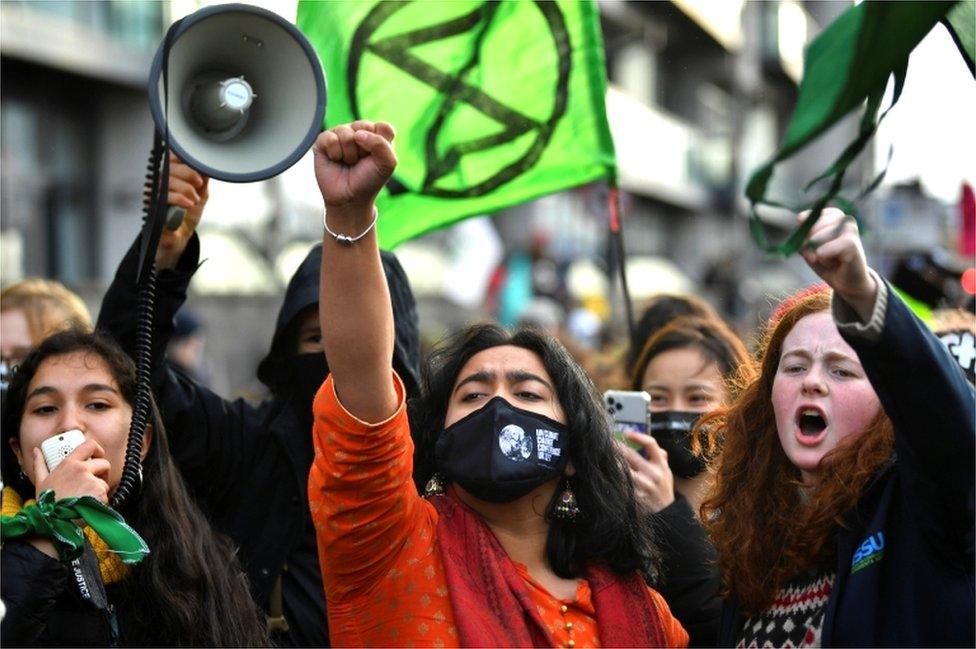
[735,570,836,648]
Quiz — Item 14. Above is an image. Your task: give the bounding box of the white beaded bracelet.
[323,206,378,245]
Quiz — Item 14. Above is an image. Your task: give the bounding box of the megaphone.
[147,3,326,184]
[113,4,325,509]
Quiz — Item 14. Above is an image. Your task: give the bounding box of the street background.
[1,0,973,399]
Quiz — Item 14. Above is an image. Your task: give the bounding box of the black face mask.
[435,396,569,503]
[650,411,706,479]
[289,353,329,426]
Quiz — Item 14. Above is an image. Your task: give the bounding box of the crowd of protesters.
[0,118,973,648]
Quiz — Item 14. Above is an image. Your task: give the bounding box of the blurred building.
[596,0,874,326]
[1,1,162,285]
[0,1,288,399]
[865,180,973,312]
[4,0,945,394]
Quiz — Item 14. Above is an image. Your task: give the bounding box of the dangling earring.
[551,478,580,522]
[423,472,447,497]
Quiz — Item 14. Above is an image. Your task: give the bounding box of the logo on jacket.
[851,531,885,574]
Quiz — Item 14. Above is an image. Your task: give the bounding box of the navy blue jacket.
[720,285,975,647]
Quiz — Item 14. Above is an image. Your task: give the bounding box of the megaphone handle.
[165,206,186,231]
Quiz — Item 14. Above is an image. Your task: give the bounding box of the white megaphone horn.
[147,3,326,228]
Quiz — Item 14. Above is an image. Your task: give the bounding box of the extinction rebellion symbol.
[347,1,572,198]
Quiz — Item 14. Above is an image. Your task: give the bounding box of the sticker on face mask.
[536,429,562,462]
[499,424,534,462]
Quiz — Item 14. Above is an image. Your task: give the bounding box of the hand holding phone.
[40,429,86,472]
[621,430,675,514]
[32,432,111,504]
[603,390,651,452]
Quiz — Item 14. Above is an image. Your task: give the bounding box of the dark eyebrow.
[25,384,119,402]
[453,370,494,394]
[25,385,57,402]
[81,384,120,396]
[453,369,554,394]
[507,370,553,391]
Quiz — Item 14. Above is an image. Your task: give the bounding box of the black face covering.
[435,396,569,503]
[289,353,329,427]
[650,411,707,479]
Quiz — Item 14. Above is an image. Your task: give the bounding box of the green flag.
[297,0,616,249]
[746,0,963,257]
[944,0,975,74]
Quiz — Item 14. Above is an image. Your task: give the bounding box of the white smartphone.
[40,429,86,472]
[603,390,651,452]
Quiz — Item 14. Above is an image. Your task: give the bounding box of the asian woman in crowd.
[625,315,754,646]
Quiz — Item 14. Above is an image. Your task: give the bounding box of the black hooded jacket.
[96,234,420,646]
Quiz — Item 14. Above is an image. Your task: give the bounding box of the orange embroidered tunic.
[309,373,688,648]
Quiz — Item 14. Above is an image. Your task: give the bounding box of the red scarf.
[430,494,667,647]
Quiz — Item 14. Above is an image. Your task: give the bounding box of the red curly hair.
[700,290,894,615]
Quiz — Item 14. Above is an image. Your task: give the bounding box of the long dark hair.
[625,293,720,375]
[411,323,658,581]
[629,316,752,390]
[1,330,269,646]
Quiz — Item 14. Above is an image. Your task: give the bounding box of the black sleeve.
[840,286,976,561]
[1,541,70,646]
[97,235,201,386]
[96,235,257,508]
[652,493,722,648]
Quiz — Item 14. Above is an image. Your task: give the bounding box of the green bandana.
[1,490,149,564]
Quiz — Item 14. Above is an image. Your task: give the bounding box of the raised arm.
[97,158,255,504]
[98,155,208,379]
[313,121,399,423]
[797,208,878,320]
[799,208,975,543]
[156,153,209,270]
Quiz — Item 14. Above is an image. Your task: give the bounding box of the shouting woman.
[702,209,974,647]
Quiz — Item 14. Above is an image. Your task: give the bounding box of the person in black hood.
[95,156,421,646]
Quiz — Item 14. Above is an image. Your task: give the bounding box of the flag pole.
[608,185,636,344]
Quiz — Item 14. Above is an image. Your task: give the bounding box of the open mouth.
[796,408,827,437]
